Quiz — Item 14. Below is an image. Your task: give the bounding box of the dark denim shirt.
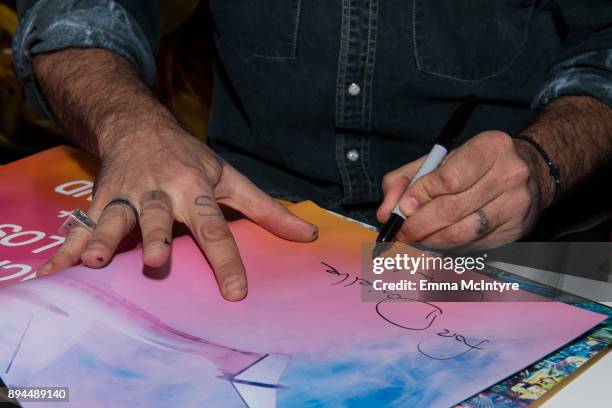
[13,0,612,228]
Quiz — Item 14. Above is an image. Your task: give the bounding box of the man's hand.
[33,49,318,301]
[378,95,612,247]
[39,129,318,301]
[377,131,553,247]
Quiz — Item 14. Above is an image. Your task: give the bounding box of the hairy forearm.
[517,96,612,208]
[33,48,178,157]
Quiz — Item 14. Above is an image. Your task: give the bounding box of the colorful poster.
[0,146,97,284]
[458,327,610,407]
[0,200,606,407]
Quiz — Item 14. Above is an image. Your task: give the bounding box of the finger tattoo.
[476,209,491,237]
[194,195,221,217]
[147,190,164,201]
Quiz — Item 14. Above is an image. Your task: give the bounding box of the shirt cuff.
[12,0,157,118]
[532,50,612,109]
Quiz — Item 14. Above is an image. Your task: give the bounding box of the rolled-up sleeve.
[532,0,612,108]
[13,0,160,117]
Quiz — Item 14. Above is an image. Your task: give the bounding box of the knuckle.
[88,231,115,249]
[115,207,135,226]
[198,161,225,188]
[203,152,224,178]
[489,131,513,150]
[144,190,168,201]
[199,218,231,243]
[67,226,90,242]
[214,258,243,278]
[104,203,131,221]
[143,227,170,243]
[411,184,429,203]
[474,131,512,156]
[194,195,221,217]
[106,203,139,229]
[141,190,170,205]
[437,166,461,192]
[140,200,170,216]
[512,160,530,184]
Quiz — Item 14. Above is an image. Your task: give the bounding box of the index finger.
[186,192,247,301]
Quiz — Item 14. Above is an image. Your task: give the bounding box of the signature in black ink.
[416,329,490,360]
[375,293,442,331]
[321,262,372,287]
[321,262,491,361]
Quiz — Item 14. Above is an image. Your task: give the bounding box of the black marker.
[373,95,478,258]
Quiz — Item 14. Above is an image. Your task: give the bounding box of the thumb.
[219,166,318,242]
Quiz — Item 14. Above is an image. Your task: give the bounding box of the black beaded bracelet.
[513,134,561,208]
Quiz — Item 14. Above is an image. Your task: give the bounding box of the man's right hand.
[33,49,318,301]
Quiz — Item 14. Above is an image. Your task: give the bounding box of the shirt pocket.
[210,0,302,59]
[412,0,535,82]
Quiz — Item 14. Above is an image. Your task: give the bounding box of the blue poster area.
[457,264,612,407]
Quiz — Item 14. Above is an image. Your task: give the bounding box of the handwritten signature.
[321,262,491,360]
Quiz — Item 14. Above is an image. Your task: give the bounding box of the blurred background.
[0,0,214,164]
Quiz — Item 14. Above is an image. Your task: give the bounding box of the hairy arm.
[33,48,177,156]
[518,96,612,209]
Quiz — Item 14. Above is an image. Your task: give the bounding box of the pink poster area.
[0,201,606,407]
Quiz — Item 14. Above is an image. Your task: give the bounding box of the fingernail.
[223,275,247,297]
[401,196,420,216]
[37,262,52,276]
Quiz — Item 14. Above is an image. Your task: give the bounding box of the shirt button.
[347,83,361,96]
[346,149,360,162]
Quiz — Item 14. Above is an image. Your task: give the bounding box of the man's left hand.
[377,131,552,247]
